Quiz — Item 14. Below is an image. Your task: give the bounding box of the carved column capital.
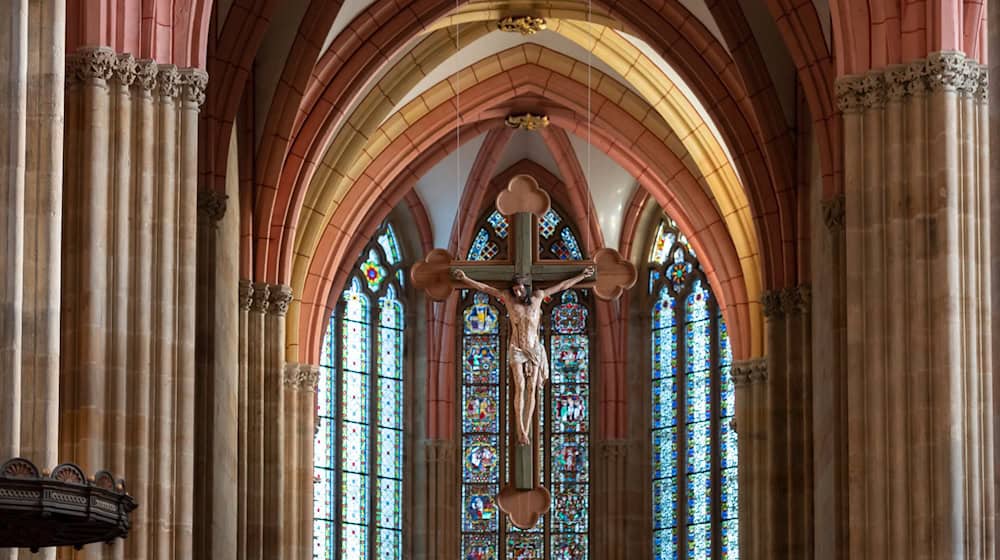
[179,68,208,107]
[782,285,811,315]
[761,290,784,319]
[67,47,116,84]
[113,53,138,87]
[595,440,630,459]
[156,64,181,99]
[249,282,270,314]
[732,357,767,385]
[238,280,254,311]
[135,59,158,91]
[822,194,845,233]
[198,189,228,225]
[268,285,293,317]
[284,363,321,391]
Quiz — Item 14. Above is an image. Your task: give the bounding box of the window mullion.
[676,283,689,560]
[335,304,344,560]
[369,303,379,559]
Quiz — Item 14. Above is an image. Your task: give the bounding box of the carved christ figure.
[453,267,594,444]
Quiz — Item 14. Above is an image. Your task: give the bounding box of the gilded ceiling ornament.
[505,113,550,131]
[497,15,547,35]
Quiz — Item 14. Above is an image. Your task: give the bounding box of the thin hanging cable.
[586,0,593,257]
[454,1,462,251]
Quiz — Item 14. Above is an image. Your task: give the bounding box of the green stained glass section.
[360,249,387,291]
[377,223,402,265]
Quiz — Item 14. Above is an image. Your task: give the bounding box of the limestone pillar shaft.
[0,0,28,460]
[280,363,320,559]
[837,51,994,559]
[755,286,812,559]
[417,440,457,559]
[592,440,630,560]
[20,0,65,476]
[263,286,291,559]
[731,357,765,559]
[194,185,236,560]
[245,282,268,559]
[236,280,253,560]
[60,47,206,559]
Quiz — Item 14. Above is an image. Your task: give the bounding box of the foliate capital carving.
[67,47,116,84]
[135,59,159,91]
[781,285,811,315]
[198,189,228,224]
[238,280,254,311]
[732,357,767,385]
[249,282,270,314]
[926,51,973,94]
[761,290,784,319]
[114,53,138,87]
[821,195,845,233]
[268,285,294,316]
[156,64,181,99]
[837,52,988,109]
[283,363,321,391]
[179,68,208,107]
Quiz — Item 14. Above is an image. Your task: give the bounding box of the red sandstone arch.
[829,0,986,76]
[252,0,796,292]
[66,0,213,68]
[294,72,753,370]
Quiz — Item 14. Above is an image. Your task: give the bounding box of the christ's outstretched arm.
[539,265,595,297]
[453,269,506,300]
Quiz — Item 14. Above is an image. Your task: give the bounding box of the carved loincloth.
[508,342,549,385]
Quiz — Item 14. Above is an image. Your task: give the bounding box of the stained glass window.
[460,205,591,559]
[315,221,406,559]
[650,216,737,560]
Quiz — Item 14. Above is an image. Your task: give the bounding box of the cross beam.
[410,174,637,529]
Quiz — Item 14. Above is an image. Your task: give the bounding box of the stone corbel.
[179,68,208,108]
[199,189,228,225]
[821,195,845,233]
[155,64,180,100]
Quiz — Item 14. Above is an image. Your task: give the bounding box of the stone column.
[991,0,1000,546]
[236,280,253,560]
[813,194,847,560]
[731,357,765,559]
[592,440,630,559]
[194,187,236,560]
[280,363,320,558]
[263,285,292,559]
[759,286,812,559]
[61,47,206,559]
[416,439,456,559]
[0,0,27,463]
[837,52,993,559]
[245,282,269,559]
[20,0,64,476]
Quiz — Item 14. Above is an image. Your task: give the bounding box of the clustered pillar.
[837,52,994,558]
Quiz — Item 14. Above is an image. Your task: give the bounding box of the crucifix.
[411,174,636,529]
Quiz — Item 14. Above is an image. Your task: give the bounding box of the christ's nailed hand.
[452,269,467,281]
[583,266,595,277]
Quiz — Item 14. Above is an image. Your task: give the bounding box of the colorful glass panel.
[487,211,509,239]
[539,209,561,238]
[649,216,738,560]
[314,221,404,559]
[462,208,590,559]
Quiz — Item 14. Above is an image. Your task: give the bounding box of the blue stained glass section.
[376,528,402,559]
[653,528,677,560]
[686,420,712,473]
[314,518,334,559]
[687,471,712,524]
[551,483,589,532]
[463,335,500,384]
[463,485,499,532]
[487,211,509,239]
[551,434,589,482]
[722,468,739,520]
[376,223,402,264]
[539,208,561,238]
[652,476,677,529]
[653,289,675,329]
[469,228,499,261]
[464,293,499,334]
[559,227,583,260]
[721,420,738,469]
[552,385,589,433]
[551,334,589,383]
[652,427,677,479]
[687,522,712,560]
[341,522,369,559]
[652,378,677,429]
[722,519,739,559]
[463,534,498,560]
[686,370,712,423]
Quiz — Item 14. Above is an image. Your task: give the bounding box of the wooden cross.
[411,174,636,529]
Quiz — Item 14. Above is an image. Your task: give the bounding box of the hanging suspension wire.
[455,0,462,251]
[586,0,593,257]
